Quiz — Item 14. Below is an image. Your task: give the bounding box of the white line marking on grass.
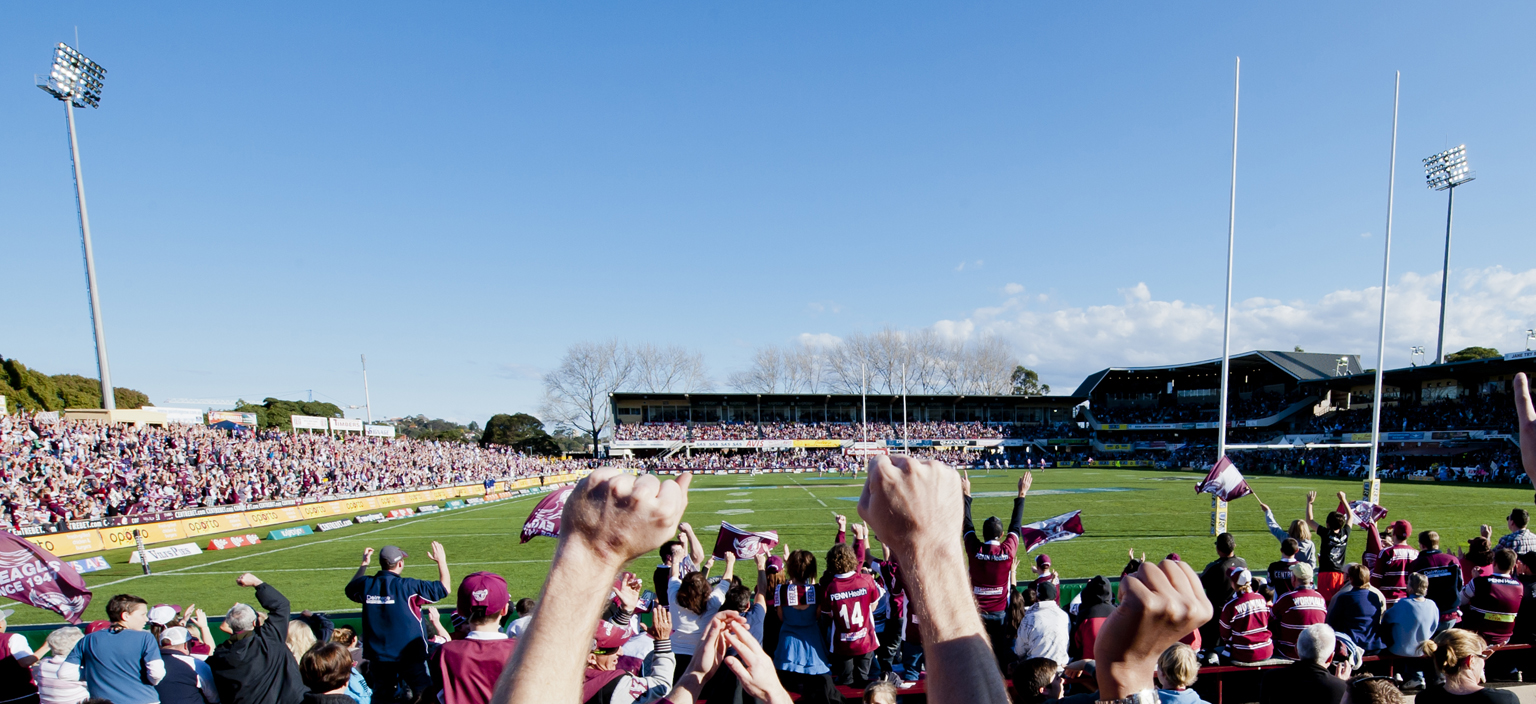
[77,500,525,591]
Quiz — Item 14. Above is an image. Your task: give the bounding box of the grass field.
[8,467,1528,627]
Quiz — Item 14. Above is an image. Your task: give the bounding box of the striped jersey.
[1219,590,1274,663]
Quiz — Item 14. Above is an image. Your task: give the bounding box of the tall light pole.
[1423,145,1475,365]
[1368,73,1402,487]
[38,42,115,410]
[361,354,373,423]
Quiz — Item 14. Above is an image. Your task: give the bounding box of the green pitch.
[8,468,1527,627]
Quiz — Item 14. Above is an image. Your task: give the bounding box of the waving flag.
[0,532,92,623]
[1195,456,1253,502]
[712,522,780,559]
[1348,500,1389,526]
[520,485,575,543]
[1018,510,1086,553]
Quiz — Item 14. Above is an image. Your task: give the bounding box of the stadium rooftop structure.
[1074,350,1364,406]
[1305,349,1536,404]
[611,391,1083,426]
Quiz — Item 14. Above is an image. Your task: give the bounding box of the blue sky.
[3,3,1533,424]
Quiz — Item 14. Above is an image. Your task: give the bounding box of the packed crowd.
[617,448,1012,473]
[1092,391,1314,426]
[1302,392,1520,436]
[615,421,1019,442]
[0,410,585,530]
[1160,446,1530,486]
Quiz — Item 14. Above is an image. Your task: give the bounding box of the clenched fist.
[560,467,692,569]
[858,455,963,559]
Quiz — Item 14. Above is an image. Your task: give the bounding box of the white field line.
[14,498,532,601]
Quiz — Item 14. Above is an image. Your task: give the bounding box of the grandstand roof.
[1309,350,1536,390]
[610,391,1084,405]
[1072,350,1364,397]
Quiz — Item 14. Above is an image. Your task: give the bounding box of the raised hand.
[754,552,768,572]
[1481,524,1494,539]
[961,469,972,497]
[723,618,793,704]
[560,467,692,568]
[649,605,673,640]
[851,523,866,541]
[1517,373,1536,487]
[1093,559,1213,700]
[615,574,642,613]
[1257,500,1271,514]
[1306,490,1317,504]
[428,540,447,564]
[835,514,848,533]
[361,547,375,567]
[1019,470,1033,497]
[860,455,964,559]
[236,573,262,587]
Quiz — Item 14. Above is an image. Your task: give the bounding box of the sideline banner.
[128,542,203,564]
[207,534,262,550]
[291,415,330,431]
[67,556,110,575]
[330,418,364,433]
[267,526,314,541]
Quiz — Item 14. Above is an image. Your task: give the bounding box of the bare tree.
[633,344,713,392]
[742,328,1023,396]
[541,340,635,447]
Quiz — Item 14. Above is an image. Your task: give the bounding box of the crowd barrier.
[22,473,587,558]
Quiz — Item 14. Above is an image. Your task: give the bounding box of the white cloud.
[798,332,843,348]
[954,262,966,272]
[1004,283,1025,295]
[930,266,1536,392]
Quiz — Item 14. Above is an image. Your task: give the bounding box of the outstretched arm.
[1305,491,1320,531]
[860,455,1009,704]
[961,471,976,537]
[680,522,706,568]
[1007,472,1031,536]
[490,469,691,704]
[1517,373,1535,489]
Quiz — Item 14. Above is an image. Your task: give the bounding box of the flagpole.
[1368,72,1401,489]
[1217,56,1239,465]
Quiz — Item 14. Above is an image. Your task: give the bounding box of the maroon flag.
[711,522,780,559]
[1348,500,1389,526]
[1018,510,1086,553]
[520,485,575,543]
[0,532,92,623]
[1195,456,1253,502]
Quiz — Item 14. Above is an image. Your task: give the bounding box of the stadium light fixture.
[1410,346,1425,367]
[37,41,116,410]
[1527,329,1534,351]
[1423,145,1475,365]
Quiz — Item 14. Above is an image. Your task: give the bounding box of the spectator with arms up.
[345,543,450,704]
[1307,491,1353,602]
[208,574,306,704]
[62,594,165,704]
[960,472,1031,630]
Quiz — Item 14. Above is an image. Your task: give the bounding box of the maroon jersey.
[1462,573,1522,645]
[1371,543,1419,606]
[819,572,881,656]
[1218,591,1273,662]
[1270,588,1327,660]
[964,533,1020,613]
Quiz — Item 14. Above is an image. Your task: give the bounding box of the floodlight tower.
[38,42,115,410]
[1423,145,1475,365]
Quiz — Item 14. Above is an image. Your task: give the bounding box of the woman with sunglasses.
[1417,628,1517,703]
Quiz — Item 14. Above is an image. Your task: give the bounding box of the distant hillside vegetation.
[0,355,151,412]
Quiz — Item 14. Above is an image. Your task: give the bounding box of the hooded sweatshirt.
[1072,577,1115,660]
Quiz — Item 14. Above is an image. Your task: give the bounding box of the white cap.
[1231,568,1252,586]
[148,605,178,625]
[159,626,191,646]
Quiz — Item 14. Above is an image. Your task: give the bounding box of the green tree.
[392,415,478,443]
[1445,346,1501,362]
[1011,365,1051,396]
[232,398,344,431]
[480,413,560,455]
[0,356,150,411]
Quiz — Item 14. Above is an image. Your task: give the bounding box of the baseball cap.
[1036,554,1051,567]
[591,620,629,651]
[381,545,408,565]
[1390,520,1413,537]
[765,556,784,574]
[1291,562,1315,584]
[0,608,12,622]
[160,626,191,646]
[458,571,510,615]
[1230,567,1252,586]
[1035,581,1060,601]
[1166,553,1182,562]
[148,605,178,625]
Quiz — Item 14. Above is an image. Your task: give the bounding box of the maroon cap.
[1390,520,1412,537]
[1167,553,1181,562]
[1036,554,1051,566]
[766,556,785,574]
[457,572,510,615]
[592,620,629,651]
